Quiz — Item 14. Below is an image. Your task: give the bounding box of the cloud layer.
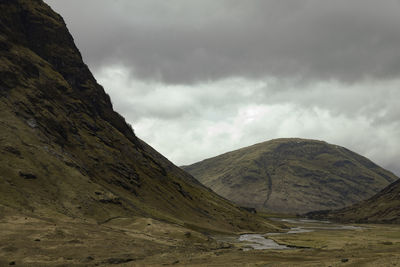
[97,66,400,175]
[45,0,400,176]
[47,0,400,84]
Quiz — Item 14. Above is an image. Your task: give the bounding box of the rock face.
[182,138,398,213]
[0,0,277,233]
[307,178,400,223]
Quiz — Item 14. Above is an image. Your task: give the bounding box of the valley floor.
[1,210,400,266]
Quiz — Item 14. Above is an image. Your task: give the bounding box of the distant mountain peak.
[183,138,398,213]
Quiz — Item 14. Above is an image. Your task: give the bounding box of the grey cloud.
[43,0,400,177]
[46,0,400,84]
[96,66,400,175]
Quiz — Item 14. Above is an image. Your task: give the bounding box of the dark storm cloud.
[46,0,400,84]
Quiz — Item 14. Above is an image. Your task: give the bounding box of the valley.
[2,208,399,266]
[0,0,399,266]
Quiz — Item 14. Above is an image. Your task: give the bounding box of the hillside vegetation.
[307,178,400,223]
[183,138,398,213]
[0,0,279,236]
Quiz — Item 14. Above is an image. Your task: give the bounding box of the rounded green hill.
[183,138,398,213]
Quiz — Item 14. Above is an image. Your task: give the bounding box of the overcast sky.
[45,0,400,176]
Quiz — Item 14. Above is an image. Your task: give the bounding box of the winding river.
[238,218,363,250]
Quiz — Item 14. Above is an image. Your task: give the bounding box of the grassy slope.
[307,179,400,223]
[0,0,279,234]
[183,138,398,213]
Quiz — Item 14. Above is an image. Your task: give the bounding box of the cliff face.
[183,138,398,213]
[0,0,277,233]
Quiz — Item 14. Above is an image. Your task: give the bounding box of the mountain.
[0,0,279,235]
[182,138,398,213]
[307,178,400,223]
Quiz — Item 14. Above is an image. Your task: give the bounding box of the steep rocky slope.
[0,0,278,234]
[307,178,400,223]
[182,138,398,213]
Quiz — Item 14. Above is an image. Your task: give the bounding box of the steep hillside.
[307,178,400,223]
[0,0,278,234]
[182,138,398,213]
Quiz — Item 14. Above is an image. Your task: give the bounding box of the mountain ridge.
[0,0,279,234]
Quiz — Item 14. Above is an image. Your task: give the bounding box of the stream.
[239,234,289,250]
[238,218,363,250]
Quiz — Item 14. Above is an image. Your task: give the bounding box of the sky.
[45,0,400,176]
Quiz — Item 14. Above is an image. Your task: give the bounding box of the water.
[238,234,291,250]
[238,218,363,250]
[275,218,331,224]
[286,227,314,234]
